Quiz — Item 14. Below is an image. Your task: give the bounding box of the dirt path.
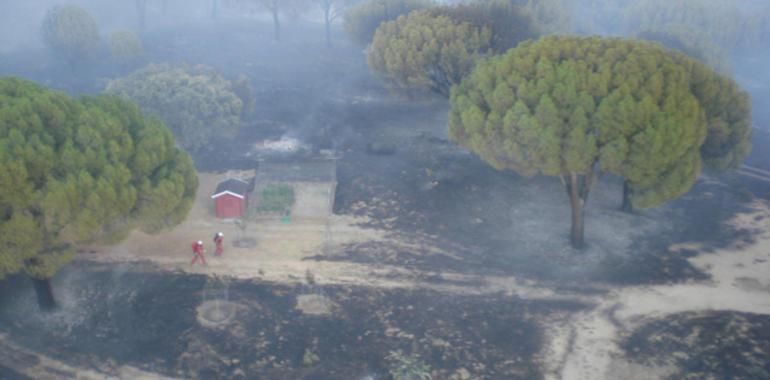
[551,200,770,380]
[81,220,590,303]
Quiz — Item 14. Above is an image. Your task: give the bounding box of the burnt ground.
[324,117,770,287]
[2,13,770,380]
[621,311,770,379]
[0,261,584,380]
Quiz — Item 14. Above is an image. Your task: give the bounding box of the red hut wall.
[215,194,245,218]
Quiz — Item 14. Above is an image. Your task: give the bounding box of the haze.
[1,1,769,379]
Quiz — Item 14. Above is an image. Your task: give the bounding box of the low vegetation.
[106,63,245,152]
[258,184,295,214]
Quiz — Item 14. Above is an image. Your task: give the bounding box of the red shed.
[211,178,249,219]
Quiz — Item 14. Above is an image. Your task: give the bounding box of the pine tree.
[41,4,100,72]
[0,78,198,310]
[426,0,537,53]
[619,49,752,211]
[368,11,492,97]
[449,36,709,248]
[344,0,434,46]
[108,30,144,71]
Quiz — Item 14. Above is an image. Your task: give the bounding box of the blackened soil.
[330,127,767,286]
[0,366,33,380]
[621,311,770,379]
[0,264,206,373]
[0,263,585,379]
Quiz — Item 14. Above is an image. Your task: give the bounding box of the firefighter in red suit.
[191,240,206,265]
[213,232,224,257]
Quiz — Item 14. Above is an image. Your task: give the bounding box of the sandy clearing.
[81,172,591,303]
[554,200,770,380]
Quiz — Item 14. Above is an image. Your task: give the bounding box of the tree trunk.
[621,180,634,213]
[272,9,281,41]
[324,8,332,47]
[211,0,218,19]
[570,199,585,249]
[32,277,57,311]
[136,0,147,30]
[564,173,592,249]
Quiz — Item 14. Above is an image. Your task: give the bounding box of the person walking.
[213,232,224,257]
[191,240,207,266]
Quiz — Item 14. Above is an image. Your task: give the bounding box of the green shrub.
[259,184,295,213]
[344,0,434,46]
[106,63,244,151]
[386,350,432,380]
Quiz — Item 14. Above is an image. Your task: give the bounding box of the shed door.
[223,198,240,218]
[218,195,242,218]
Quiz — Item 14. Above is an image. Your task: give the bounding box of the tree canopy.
[344,0,434,46]
[368,11,492,97]
[108,30,144,70]
[523,0,571,35]
[426,0,536,53]
[449,36,711,247]
[636,26,731,74]
[41,4,100,71]
[672,55,752,172]
[558,0,768,53]
[624,0,759,52]
[0,77,198,280]
[106,63,245,152]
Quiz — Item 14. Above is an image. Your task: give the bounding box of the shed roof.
[256,159,337,183]
[211,178,250,199]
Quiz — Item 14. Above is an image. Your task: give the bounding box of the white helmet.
[217,232,224,237]
[197,240,203,245]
